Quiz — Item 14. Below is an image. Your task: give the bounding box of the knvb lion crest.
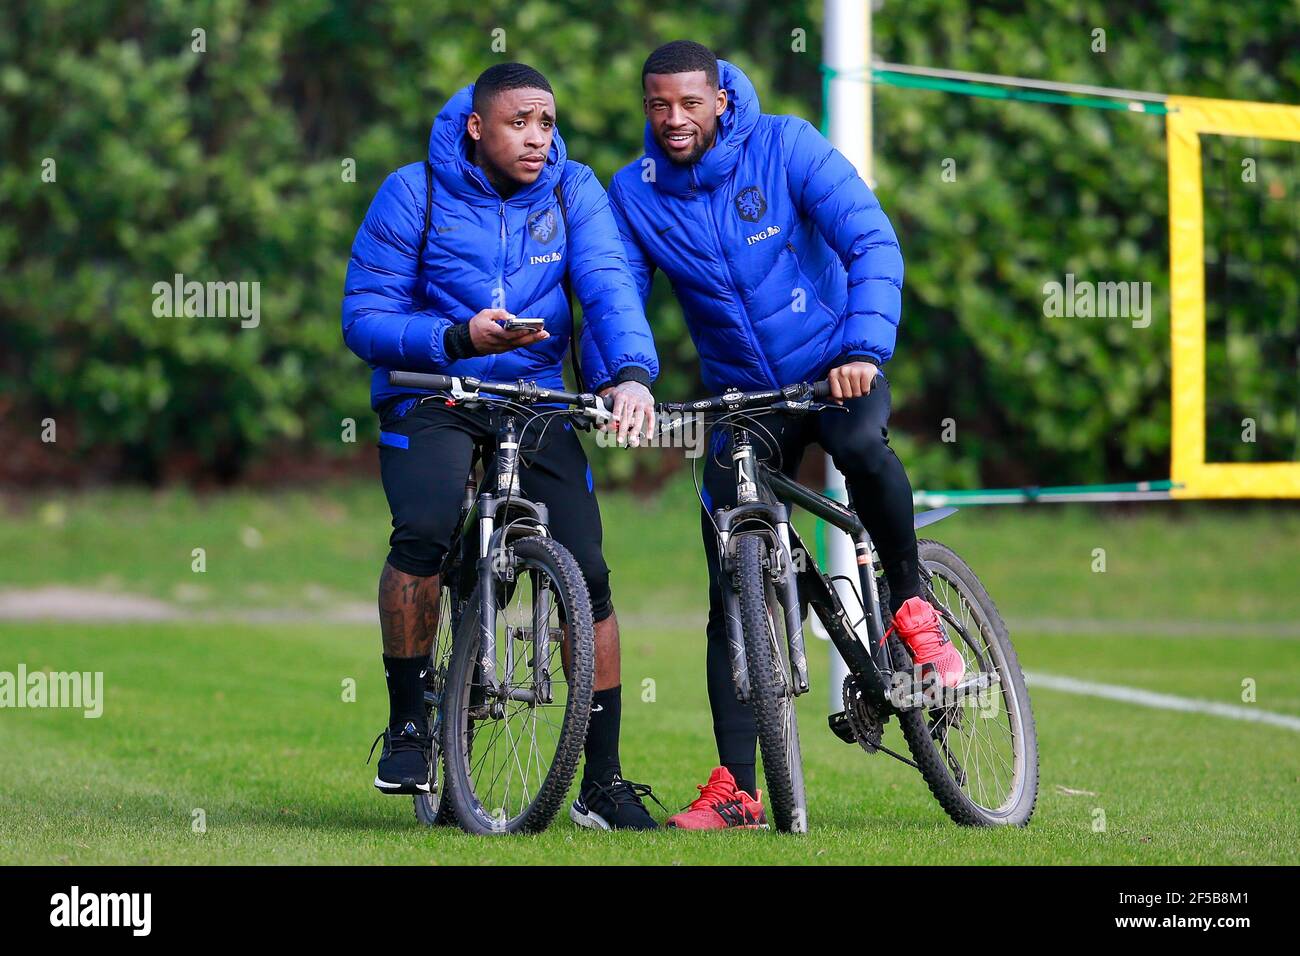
[528,207,559,244]
[734,185,766,223]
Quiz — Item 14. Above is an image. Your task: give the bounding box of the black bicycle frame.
[713,421,950,717]
[762,465,896,701]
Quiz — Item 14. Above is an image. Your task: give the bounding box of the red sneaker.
[889,595,966,688]
[665,767,767,830]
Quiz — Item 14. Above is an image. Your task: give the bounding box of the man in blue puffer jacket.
[342,63,662,830]
[608,42,964,830]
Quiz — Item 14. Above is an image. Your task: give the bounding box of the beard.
[658,123,718,166]
[663,138,710,166]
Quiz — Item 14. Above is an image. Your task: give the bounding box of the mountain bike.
[388,370,611,834]
[658,381,1039,833]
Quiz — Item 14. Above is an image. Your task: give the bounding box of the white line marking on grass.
[1024,671,1300,732]
[1010,617,1300,638]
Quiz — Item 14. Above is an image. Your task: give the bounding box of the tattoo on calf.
[378,563,440,657]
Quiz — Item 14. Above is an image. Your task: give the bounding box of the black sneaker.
[569,774,664,831]
[368,721,432,795]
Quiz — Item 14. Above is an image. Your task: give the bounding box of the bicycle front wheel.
[442,534,595,835]
[736,534,807,833]
[893,539,1039,827]
[413,578,459,827]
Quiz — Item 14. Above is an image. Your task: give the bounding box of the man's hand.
[827,361,878,403]
[467,308,550,354]
[597,380,656,447]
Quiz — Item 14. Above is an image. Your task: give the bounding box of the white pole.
[823,0,871,712]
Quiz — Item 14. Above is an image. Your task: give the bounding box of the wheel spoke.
[907,554,1030,818]
[450,544,592,831]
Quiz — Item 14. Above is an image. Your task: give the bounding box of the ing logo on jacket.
[528,207,559,244]
[734,186,767,223]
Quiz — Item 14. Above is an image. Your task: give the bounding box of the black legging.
[698,374,919,789]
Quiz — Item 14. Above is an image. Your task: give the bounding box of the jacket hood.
[427,82,567,204]
[643,59,760,196]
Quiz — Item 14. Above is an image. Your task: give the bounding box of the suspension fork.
[776,520,810,695]
[532,568,553,704]
[716,426,752,701]
[475,413,526,698]
[716,427,810,701]
[477,495,499,694]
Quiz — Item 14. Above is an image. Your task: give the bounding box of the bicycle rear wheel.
[893,539,1039,826]
[441,534,595,835]
[735,534,807,833]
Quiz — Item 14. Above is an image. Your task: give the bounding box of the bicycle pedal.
[828,711,857,745]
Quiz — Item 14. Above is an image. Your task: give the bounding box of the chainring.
[841,675,885,754]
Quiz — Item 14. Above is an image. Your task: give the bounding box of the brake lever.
[579,394,613,430]
[566,396,612,431]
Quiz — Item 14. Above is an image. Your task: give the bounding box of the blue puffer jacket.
[343,84,658,409]
[608,61,903,393]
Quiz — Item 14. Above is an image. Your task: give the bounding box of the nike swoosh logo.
[654,223,676,236]
[436,226,458,234]
[590,704,604,713]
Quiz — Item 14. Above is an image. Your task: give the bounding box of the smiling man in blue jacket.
[343,63,661,830]
[608,42,965,830]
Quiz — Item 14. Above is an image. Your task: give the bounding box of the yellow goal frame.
[1167,95,1300,498]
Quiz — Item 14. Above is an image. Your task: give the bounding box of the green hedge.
[1,0,1295,486]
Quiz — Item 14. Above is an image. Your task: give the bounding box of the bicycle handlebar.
[657,380,831,415]
[388,371,610,422]
[388,372,833,429]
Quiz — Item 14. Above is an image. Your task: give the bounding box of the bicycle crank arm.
[889,670,1001,711]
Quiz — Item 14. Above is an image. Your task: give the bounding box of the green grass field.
[2,479,1298,864]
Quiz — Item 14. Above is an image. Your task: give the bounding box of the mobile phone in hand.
[502,317,546,332]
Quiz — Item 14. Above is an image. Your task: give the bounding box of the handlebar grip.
[812,380,831,399]
[389,371,453,390]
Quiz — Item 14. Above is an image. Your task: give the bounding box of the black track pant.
[699,375,919,776]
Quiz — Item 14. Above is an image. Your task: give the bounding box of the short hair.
[472,62,553,115]
[641,40,719,89]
